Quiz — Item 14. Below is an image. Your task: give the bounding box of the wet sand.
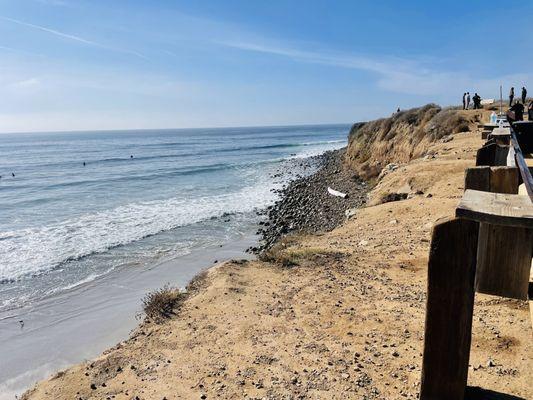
[0,234,255,399]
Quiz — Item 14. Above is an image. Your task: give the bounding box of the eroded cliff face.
[344,104,482,180]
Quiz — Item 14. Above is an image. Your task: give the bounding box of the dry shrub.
[381,192,408,203]
[424,108,470,140]
[259,235,301,266]
[141,285,186,323]
[186,270,209,293]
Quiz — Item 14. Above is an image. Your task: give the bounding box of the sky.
[0,0,532,133]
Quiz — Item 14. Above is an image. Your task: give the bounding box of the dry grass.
[344,104,482,179]
[260,235,344,267]
[141,285,186,323]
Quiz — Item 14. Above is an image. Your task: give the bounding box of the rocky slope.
[254,149,368,252]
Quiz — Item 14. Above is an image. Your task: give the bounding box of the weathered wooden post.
[475,143,510,166]
[420,217,479,400]
[463,167,531,300]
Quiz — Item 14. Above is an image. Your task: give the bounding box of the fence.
[419,122,533,400]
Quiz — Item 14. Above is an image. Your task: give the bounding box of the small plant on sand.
[141,284,186,323]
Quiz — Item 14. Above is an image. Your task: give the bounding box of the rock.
[381,193,408,203]
[358,240,369,247]
[378,163,399,179]
[345,208,358,219]
[389,219,398,225]
[441,135,453,143]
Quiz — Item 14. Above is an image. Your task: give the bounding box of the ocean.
[0,125,349,314]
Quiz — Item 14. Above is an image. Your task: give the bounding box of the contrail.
[0,15,148,60]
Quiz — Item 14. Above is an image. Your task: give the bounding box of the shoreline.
[1,146,354,398]
[0,234,257,399]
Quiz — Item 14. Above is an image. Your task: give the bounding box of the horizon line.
[0,121,358,136]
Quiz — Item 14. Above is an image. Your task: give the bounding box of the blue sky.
[0,0,532,132]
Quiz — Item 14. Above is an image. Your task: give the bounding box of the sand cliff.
[344,105,483,180]
[22,107,532,399]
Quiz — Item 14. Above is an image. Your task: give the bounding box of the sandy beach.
[20,106,532,399]
[0,235,256,399]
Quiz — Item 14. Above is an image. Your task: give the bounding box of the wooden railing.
[419,122,533,400]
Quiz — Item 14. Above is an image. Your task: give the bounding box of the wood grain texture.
[420,218,479,400]
[456,190,533,229]
[489,166,519,194]
[475,223,532,300]
[464,167,490,192]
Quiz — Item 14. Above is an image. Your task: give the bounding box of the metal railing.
[510,126,533,201]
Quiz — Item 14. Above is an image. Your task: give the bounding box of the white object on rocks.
[327,187,347,198]
[358,240,369,246]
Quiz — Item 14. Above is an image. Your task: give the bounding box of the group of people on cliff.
[462,92,482,109]
[462,86,532,122]
[507,86,532,122]
[508,86,527,106]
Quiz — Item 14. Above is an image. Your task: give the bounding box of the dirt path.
[22,129,532,399]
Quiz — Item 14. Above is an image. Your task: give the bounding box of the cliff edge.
[344,104,483,180]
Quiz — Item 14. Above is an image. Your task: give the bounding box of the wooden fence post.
[475,224,532,300]
[475,143,509,166]
[471,166,530,299]
[420,217,479,400]
[464,167,490,192]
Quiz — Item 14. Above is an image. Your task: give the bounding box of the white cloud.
[217,39,531,97]
[10,77,40,88]
[35,0,70,5]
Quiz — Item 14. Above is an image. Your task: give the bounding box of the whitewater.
[0,125,348,311]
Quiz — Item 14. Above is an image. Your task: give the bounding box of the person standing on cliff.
[521,86,527,104]
[509,87,515,106]
[472,93,481,109]
[462,93,467,109]
[466,92,470,109]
